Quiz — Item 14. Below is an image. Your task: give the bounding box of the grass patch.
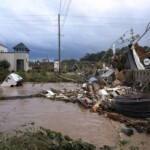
[0,127,96,150]
[0,127,114,150]
[17,71,82,83]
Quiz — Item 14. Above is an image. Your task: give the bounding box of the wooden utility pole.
[58,14,61,74]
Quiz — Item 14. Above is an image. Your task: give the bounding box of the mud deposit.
[0,83,150,149]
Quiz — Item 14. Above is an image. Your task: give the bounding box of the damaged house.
[113,43,150,86]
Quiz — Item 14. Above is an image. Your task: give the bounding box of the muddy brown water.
[0,83,150,149]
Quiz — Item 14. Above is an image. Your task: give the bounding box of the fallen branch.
[57,75,81,83]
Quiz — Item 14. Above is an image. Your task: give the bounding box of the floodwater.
[0,83,150,149]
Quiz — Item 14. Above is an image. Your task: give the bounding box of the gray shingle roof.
[13,43,30,52]
[0,44,7,48]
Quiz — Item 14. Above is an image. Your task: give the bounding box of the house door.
[16,59,24,71]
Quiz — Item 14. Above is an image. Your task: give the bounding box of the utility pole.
[58,14,61,74]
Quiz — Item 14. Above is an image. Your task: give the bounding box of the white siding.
[0,53,15,71]
[0,53,29,71]
[0,45,8,52]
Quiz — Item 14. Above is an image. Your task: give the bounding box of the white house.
[0,43,30,71]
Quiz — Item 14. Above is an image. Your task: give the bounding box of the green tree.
[143,46,150,52]
[61,59,77,72]
[0,60,10,69]
[80,50,113,62]
[115,46,128,56]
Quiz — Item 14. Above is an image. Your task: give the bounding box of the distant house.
[32,60,54,71]
[0,43,30,71]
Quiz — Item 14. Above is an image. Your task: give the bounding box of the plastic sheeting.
[123,45,145,70]
[132,48,145,70]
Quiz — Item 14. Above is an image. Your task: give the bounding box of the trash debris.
[41,90,56,98]
[1,73,23,87]
[98,89,109,100]
[92,100,101,112]
[77,97,93,109]
[100,68,114,84]
[88,77,98,83]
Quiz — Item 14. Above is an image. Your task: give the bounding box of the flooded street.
[0,83,150,149]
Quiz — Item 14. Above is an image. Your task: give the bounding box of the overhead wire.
[60,0,67,14]
[59,0,62,14]
[0,14,57,17]
[0,15,148,28]
[60,0,72,32]
[0,22,146,28]
[65,15,149,20]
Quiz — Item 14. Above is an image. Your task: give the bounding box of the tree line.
[79,46,150,62]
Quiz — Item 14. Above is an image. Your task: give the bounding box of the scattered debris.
[77,97,93,108]
[38,72,150,135]
[41,90,56,98]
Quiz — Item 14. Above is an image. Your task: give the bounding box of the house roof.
[13,43,30,52]
[0,44,7,48]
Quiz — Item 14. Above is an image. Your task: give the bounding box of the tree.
[0,60,10,69]
[115,46,128,56]
[61,59,77,72]
[143,46,150,52]
[80,50,113,62]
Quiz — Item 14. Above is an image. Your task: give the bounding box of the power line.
[60,20,149,24]
[60,0,67,14]
[0,14,57,17]
[63,22,147,26]
[0,14,148,21]
[60,0,72,32]
[59,0,62,14]
[0,23,147,28]
[65,15,149,20]
[0,18,57,21]
[58,0,72,73]
[63,0,71,16]
[59,24,147,28]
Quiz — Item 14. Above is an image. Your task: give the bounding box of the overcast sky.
[0,0,150,61]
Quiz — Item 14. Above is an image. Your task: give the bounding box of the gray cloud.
[0,0,150,61]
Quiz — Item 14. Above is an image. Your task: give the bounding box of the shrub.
[0,60,10,69]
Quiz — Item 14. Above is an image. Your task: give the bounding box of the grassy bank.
[0,127,107,150]
[16,71,82,83]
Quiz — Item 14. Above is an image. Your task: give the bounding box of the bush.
[0,69,10,82]
[0,60,10,69]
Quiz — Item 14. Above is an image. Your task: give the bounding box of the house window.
[16,59,24,71]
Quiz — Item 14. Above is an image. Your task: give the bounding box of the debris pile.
[40,64,150,135]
